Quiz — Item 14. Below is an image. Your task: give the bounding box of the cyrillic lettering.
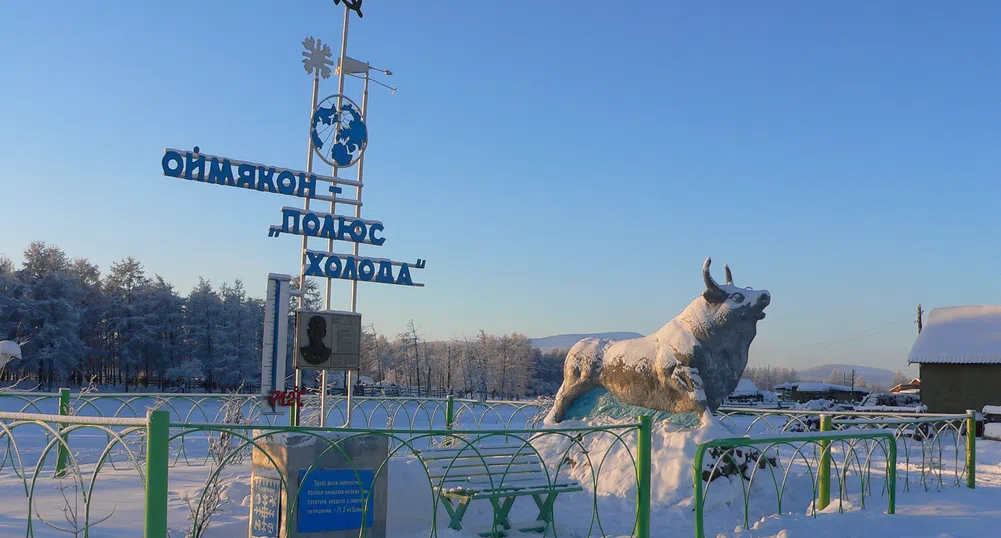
[324,255,342,278]
[162,151,183,177]
[281,209,300,234]
[297,173,317,198]
[304,252,325,276]
[257,167,277,193]
[302,213,320,236]
[358,259,375,281]
[342,257,358,281]
[277,171,296,195]
[396,264,413,286]
[376,261,394,283]
[236,164,256,189]
[369,223,385,246]
[184,148,205,181]
[208,158,235,186]
[348,220,367,243]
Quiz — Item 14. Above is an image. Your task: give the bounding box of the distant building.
[889,378,920,394]
[772,381,869,404]
[907,305,1001,414]
[724,379,775,406]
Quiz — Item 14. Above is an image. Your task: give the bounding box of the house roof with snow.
[771,381,867,393]
[908,306,1001,365]
[730,378,760,396]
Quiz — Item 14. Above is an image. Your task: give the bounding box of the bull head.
[702,257,770,319]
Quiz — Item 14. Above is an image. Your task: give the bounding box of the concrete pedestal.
[250,431,388,538]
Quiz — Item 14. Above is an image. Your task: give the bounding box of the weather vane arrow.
[333,0,364,18]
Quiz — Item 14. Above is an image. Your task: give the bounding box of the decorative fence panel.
[716,407,976,492]
[693,429,897,538]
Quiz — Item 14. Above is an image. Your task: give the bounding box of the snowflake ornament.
[301,37,334,79]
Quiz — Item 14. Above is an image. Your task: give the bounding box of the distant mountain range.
[796,364,899,389]
[530,332,644,352]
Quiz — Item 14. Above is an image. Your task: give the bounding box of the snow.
[731,379,760,396]
[985,423,1001,441]
[983,405,1001,415]
[3,398,1001,537]
[908,305,1001,364]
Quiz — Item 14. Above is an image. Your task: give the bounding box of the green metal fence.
[0,407,650,537]
[716,407,975,491]
[167,417,651,538]
[0,391,548,430]
[0,409,151,537]
[693,428,897,538]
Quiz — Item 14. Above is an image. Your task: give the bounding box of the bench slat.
[435,472,551,487]
[428,463,547,480]
[421,446,538,460]
[426,454,544,466]
[440,481,583,500]
[437,473,566,489]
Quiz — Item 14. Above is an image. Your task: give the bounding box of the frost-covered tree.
[103,257,153,390]
[15,242,86,390]
[185,279,223,391]
[145,276,185,389]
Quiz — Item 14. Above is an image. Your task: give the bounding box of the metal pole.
[341,71,371,428]
[293,71,321,428]
[693,444,706,538]
[818,414,832,510]
[144,410,170,538]
[55,388,70,478]
[349,72,369,314]
[322,4,352,429]
[967,409,977,488]
[636,415,651,538]
[887,434,897,514]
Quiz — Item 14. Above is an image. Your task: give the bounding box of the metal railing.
[693,428,898,538]
[0,410,154,537]
[716,407,976,491]
[0,407,651,537]
[168,415,652,538]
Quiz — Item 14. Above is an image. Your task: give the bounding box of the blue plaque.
[297,469,375,533]
[251,475,282,538]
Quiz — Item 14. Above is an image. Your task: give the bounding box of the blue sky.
[1,1,999,373]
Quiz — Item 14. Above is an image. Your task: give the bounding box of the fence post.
[886,434,896,514]
[967,409,976,489]
[444,395,455,447]
[693,443,706,538]
[445,395,455,431]
[817,414,831,510]
[55,388,70,478]
[145,410,170,538]
[636,415,652,538]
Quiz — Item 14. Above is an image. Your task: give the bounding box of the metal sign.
[295,310,361,370]
[260,274,291,405]
[310,94,367,168]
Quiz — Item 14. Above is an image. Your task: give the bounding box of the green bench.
[420,444,582,537]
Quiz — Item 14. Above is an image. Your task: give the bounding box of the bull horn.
[724,264,733,286]
[703,257,724,297]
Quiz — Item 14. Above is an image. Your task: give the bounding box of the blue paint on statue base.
[563,387,701,428]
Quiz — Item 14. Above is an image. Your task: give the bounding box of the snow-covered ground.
[0,396,997,537]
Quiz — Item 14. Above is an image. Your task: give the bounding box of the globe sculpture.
[311,94,368,167]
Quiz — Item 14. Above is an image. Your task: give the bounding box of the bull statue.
[547,257,769,423]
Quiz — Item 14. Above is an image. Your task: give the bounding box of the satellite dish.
[0,340,22,368]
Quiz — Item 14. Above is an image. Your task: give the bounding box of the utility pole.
[917,304,923,334]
